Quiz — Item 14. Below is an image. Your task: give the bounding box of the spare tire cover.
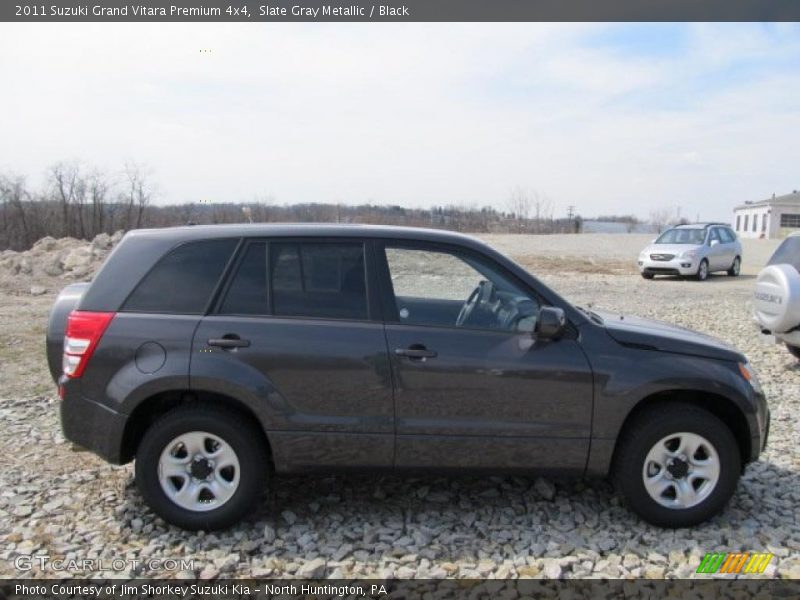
[754,264,800,333]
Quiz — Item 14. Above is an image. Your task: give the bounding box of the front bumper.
[60,383,128,464]
[638,256,699,276]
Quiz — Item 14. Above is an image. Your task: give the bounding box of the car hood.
[593,309,743,362]
[640,244,701,256]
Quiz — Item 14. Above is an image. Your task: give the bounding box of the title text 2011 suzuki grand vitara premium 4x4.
[47,224,769,530]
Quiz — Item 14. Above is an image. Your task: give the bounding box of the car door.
[377,241,594,474]
[191,238,395,472]
[719,227,738,267]
[707,227,726,270]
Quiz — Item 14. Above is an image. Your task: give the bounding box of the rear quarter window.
[123,239,238,314]
[768,237,800,273]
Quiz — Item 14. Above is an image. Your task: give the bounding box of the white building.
[733,190,800,239]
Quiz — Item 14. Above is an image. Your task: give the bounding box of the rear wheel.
[786,344,800,360]
[641,272,654,280]
[135,404,269,530]
[614,403,740,528]
[727,256,741,277]
[695,259,709,281]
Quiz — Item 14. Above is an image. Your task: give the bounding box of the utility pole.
[567,205,575,220]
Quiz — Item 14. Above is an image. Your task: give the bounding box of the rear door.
[707,227,726,270]
[191,239,394,472]
[376,241,594,473]
[719,227,738,268]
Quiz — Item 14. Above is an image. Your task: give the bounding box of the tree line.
[0,163,586,252]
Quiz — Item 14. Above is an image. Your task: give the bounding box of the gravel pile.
[0,234,798,580]
[0,231,123,294]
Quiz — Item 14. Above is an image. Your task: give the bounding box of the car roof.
[673,222,729,229]
[123,222,488,249]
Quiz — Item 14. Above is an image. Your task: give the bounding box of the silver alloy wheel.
[642,432,720,509]
[158,431,240,512]
[698,261,708,280]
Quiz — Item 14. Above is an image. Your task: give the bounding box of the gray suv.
[638,223,742,281]
[47,224,768,530]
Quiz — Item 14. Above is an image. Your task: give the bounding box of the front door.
[378,242,594,473]
[191,239,394,472]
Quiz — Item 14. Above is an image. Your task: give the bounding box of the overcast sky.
[1,23,799,220]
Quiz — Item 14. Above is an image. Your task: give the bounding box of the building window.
[744,215,749,231]
[763,215,767,232]
[780,214,800,228]
[736,215,740,231]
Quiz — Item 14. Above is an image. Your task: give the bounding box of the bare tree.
[122,162,155,229]
[507,186,531,232]
[49,162,81,237]
[0,174,33,248]
[649,207,673,233]
[88,170,110,236]
[531,191,553,233]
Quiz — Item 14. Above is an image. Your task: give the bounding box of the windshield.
[655,228,706,245]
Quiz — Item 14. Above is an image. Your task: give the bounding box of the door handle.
[208,336,250,349]
[395,346,437,360]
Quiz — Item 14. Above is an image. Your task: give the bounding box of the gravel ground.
[0,233,798,580]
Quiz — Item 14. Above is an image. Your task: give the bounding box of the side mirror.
[535,306,566,340]
[710,239,719,247]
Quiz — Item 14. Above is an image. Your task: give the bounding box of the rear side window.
[720,228,736,243]
[123,239,238,314]
[270,242,367,320]
[219,242,267,315]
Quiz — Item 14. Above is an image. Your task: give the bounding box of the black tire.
[614,403,741,528]
[135,404,270,530]
[641,272,655,280]
[786,344,800,360]
[695,259,709,281]
[727,256,741,277]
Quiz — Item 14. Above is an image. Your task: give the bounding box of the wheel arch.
[609,389,751,473]
[120,389,273,465]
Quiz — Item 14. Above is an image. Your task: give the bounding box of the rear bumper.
[60,384,128,465]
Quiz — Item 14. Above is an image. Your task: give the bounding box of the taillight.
[63,311,115,379]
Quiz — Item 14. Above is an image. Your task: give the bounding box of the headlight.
[738,362,763,395]
[680,249,697,259]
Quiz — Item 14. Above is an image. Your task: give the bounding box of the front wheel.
[695,259,709,281]
[641,272,654,280]
[786,344,800,360]
[728,256,741,277]
[135,404,269,530]
[614,403,740,528]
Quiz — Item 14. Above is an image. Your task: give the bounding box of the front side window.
[384,246,539,333]
[270,242,368,320]
[709,228,721,244]
[719,228,735,243]
[123,239,238,314]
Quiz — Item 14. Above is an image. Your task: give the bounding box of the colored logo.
[696,552,774,574]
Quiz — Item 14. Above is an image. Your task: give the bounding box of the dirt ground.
[1,232,798,580]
